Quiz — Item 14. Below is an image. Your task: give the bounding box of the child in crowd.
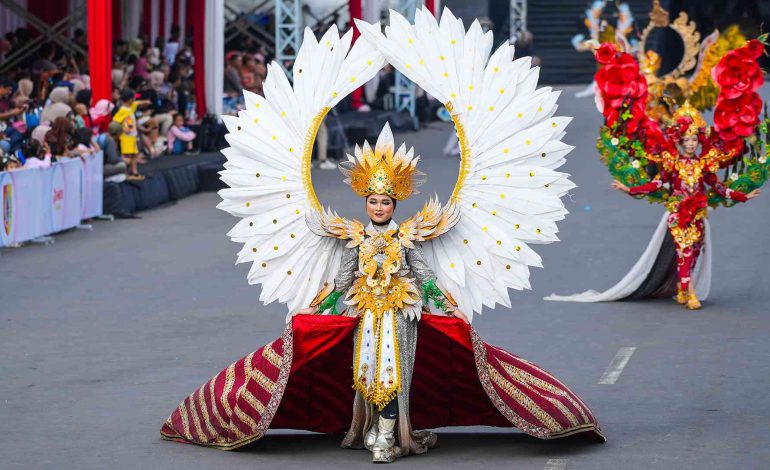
[167,113,196,155]
[0,153,21,171]
[19,139,51,169]
[112,89,149,179]
[73,103,91,129]
[90,99,115,134]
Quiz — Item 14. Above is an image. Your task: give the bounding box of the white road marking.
[543,459,568,470]
[598,347,636,384]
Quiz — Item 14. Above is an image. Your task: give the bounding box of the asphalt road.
[2,85,769,470]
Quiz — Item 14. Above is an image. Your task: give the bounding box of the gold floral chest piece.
[348,226,419,317]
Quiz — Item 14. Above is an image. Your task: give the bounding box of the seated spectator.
[74,127,96,154]
[20,139,51,169]
[97,122,128,182]
[73,103,91,128]
[45,116,78,158]
[31,124,51,145]
[167,114,196,155]
[0,153,21,171]
[90,99,115,134]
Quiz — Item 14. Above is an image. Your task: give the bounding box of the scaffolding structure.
[393,0,418,128]
[509,0,527,38]
[275,0,301,76]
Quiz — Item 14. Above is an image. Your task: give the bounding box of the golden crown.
[339,123,425,200]
[672,100,708,136]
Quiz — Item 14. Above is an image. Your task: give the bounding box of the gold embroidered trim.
[501,364,580,427]
[501,362,589,424]
[196,385,218,439]
[447,102,471,203]
[178,401,193,440]
[188,391,207,441]
[488,365,564,432]
[241,388,267,415]
[262,343,282,368]
[303,107,331,212]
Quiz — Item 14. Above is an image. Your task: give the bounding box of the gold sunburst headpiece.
[672,100,708,137]
[339,123,426,200]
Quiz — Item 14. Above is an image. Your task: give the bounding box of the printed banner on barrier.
[0,152,103,247]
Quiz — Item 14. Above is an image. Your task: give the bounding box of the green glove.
[421,279,448,312]
[318,290,343,315]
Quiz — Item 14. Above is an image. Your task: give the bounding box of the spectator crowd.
[0,25,201,180]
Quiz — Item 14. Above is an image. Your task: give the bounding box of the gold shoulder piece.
[310,282,335,307]
[306,208,365,247]
[398,197,460,249]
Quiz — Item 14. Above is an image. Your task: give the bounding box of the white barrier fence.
[0,152,103,247]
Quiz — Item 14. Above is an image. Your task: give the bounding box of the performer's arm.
[612,175,664,195]
[703,172,762,202]
[405,246,468,322]
[311,246,359,315]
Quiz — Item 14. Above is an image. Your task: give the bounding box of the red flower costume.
[548,39,766,309]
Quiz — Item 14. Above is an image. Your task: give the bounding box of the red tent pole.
[348,0,363,109]
[88,0,113,103]
[190,0,206,118]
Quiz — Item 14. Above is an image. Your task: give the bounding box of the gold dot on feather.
[255,103,260,108]
[536,228,541,234]
[273,246,278,251]
[450,263,455,268]
[481,175,487,180]
[529,172,535,177]
[350,77,356,82]
[408,38,414,44]
[262,262,267,268]
[463,239,468,244]
[503,148,509,154]
[367,60,372,66]
[517,113,523,118]
[552,122,557,128]
[515,224,520,229]
[491,211,497,216]
[406,64,411,68]
[489,106,495,111]
[500,193,505,198]
[287,271,292,276]
[476,260,481,265]
[493,67,500,72]
[332,92,338,97]
[271,135,277,140]
[281,176,287,181]
[525,140,531,145]
[272,219,277,224]
[236,126,241,131]
[541,152,547,158]
[515,246,521,251]
[290,233,295,238]
[255,173,260,178]
[295,209,301,215]
[280,111,286,117]
[482,226,488,231]
[245,202,251,207]
[538,106,543,112]
[289,147,294,153]
[443,73,449,78]
[467,106,473,111]
[496,240,502,245]
[249,222,253,227]
[506,264,511,270]
[252,248,257,252]
[286,194,291,198]
[499,88,505,94]
[253,118,259,124]
[451,39,457,45]
[439,55,445,60]
[472,202,477,208]
[505,173,510,178]
[468,85,473,91]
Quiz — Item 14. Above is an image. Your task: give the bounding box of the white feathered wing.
[357,8,576,320]
[217,26,385,317]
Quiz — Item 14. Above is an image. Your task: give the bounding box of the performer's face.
[682,134,698,155]
[366,194,394,224]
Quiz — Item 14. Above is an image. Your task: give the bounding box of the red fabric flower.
[745,39,766,59]
[714,91,762,137]
[712,45,764,99]
[678,193,708,226]
[595,53,646,108]
[595,43,618,65]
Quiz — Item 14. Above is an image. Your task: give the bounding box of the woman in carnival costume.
[547,38,766,309]
[161,8,604,463]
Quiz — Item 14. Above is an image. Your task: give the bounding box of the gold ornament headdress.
[339,123,425,200]
[672,100,708,136]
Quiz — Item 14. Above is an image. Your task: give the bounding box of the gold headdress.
[672,100,708,136]
[339,123,425,200]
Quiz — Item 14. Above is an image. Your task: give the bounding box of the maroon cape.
[161,315,604,449]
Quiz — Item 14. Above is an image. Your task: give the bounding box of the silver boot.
[364,418,379,451]
[372,416,399,463]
